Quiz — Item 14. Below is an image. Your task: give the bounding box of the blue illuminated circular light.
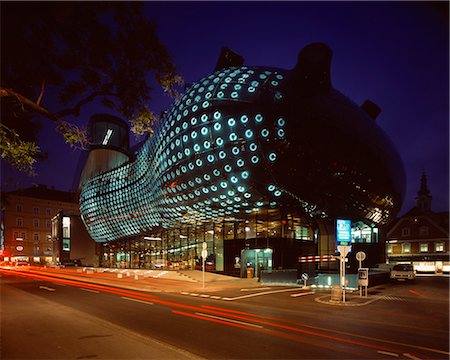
[268,152,277,161]
[230,176,238,183]
[229,133,237,141]
[271,81,279,86]
[241,171,249,179]
[261,129,269,138]
[251,81,259,87]
[277,118,285,127]
[182,122,188,130]
[276,74,283,80]
[234,84,242,90]
[217,91,224,98]
[274,190,282,197]
[216,137,224,146]
[192,105,199,112]
[198,86,204,93]
[204,141,211,149]
[268,184,276,191]
[259,74,267,80]
[228,118,236,127]
[228,190,235,196]
[214,123,222,131]
[211,185,218,192]
[193,144,200,152]
[213,169,221,176]
[214,111,221,120]
[277,129,285,138]
[220,181,228,188]
[181,166,187,173]
[175,139,181,146]
[202,101,210,108]
[191,131,198,139]
[251,156,259,164]
[195,177,202,184]
[205,93,212,99]
[224,164,232,172]
[183,109,188,116]
[257,202,264,207]
[184,148,191,156]
[255,114,263,123]
[188,163,194,170]
[231,92,238,98]
[237,159,245,167]
[248,86,255,93]
[219,151,226,159]
[204,174,211,181]
[232,147,240,155]
[201,114,208,122]
[182,134,189,143]
[249,143,257,151]
[240,115,248,124]
[244,192,251,198]
[201,127,208,135]
[245,129,253,138]
[196,159,203,167]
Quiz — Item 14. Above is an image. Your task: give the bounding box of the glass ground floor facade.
[97,208,380,276]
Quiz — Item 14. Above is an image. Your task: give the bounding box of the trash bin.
[246,267,254,278]
[331,285,342,302]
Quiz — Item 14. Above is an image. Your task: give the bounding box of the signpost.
[202,242,207,289]
[336,219,352,303]
[356,251,368,297]
[301,272,309,288]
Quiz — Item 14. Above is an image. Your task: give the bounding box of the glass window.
[387,244,393,253]
[62,217,70,238]
[46,208,52,216]
[33,207,39,215]
[16,204,22,213]
[13,231,19,240]
[21,232,26,240]
[435,242,444,252]
[33,218,39,228]
[402,243,411,253]
[33,233,39,242]
[401,227,410,237]
[46,220,51,229]
[420,243,428,252]
[16,218,23,227]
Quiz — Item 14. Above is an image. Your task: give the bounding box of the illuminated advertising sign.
[336,219,351,247]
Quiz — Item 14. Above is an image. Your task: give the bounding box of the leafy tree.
[1,2,182,175]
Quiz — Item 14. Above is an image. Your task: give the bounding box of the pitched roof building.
[386,172,449,273]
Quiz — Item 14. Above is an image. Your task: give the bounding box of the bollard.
[117,273,123,279]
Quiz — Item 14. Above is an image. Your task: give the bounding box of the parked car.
[15,260,30,267]
[390,264,416,281]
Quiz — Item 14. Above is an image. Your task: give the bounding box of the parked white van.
[390,264,416,281]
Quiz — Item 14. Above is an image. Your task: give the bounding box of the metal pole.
[342,256,346,303]
[202,258,205,289]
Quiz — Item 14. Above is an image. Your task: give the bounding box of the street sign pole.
[202,242,207,289]
[337,245,351,303]
[356,251,367,297]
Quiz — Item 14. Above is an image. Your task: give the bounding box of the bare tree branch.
[36,80,46,106]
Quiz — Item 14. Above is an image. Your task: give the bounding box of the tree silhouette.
[1,2,182,174]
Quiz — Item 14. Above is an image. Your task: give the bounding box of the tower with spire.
[415,170,432,212]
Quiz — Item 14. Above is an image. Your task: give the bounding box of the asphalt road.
[1,269,448,359]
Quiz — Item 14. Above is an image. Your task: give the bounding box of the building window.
[46,208,52,216]
[419,226,429,236]
[435,243,444,252]
[401,227,410,236]
[33,218,39,228]
[33,207,39,215]
[46,219,51,229]
[21,232,26,240]
[33,233,39,242]
[387,244,393,254]
[402,243,411,253]
[16,204,22,213]
[16,218,23,227]
[13,231,19,240]
[420,243,428,252]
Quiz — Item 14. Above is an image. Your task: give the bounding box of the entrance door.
[240,249,273,278]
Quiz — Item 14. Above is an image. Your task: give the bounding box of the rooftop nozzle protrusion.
[292,42,333,95]
[361,100,381,121]
[214,48,244,72]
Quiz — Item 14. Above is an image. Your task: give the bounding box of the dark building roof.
[6,184,77,203]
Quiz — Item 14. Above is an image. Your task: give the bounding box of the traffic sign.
[356,251,366,262]
[337,245,351,258]
[201,249,207,258]
[336,219,352,246]
[202,241,207,249]
[301,273,309,281]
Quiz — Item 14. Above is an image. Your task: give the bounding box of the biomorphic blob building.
[78,43,405,276]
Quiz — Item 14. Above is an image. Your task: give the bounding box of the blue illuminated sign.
[336,219,351,246]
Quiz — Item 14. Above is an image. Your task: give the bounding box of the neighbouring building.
[386,173,449,273]
[78,43,406,276]
[1,184,96,266]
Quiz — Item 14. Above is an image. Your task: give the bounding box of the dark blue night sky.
[2,2,448,216]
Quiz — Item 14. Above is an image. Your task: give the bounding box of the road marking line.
[190,293,200,296]
[240,287,271,292]
[223,288,301,301]
[200,294,210,298]
[181,292,190,295]
[210,296,222,299]
[377,351,399,357]
[291,291,315,297]
[403,353,422,360]
[195,312,263,329]
[121,297,154,305]
[80,288,99,294]
[39,286,55,292]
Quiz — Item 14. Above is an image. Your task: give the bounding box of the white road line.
[195,312,263,329]
[240,287,271,292]
[291,291,315,297]
[210,296,222,299]
[222,288,301,301]
[377,351,399,357]
[403,353,422,360]
[80,288,99,294]
[121,297,154,305]
[200,294,210,298]
[39,286,55,292]
[181,292,190,295]
[190,293,200,297]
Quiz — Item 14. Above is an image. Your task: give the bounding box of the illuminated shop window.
[435,243,444,252]
[420,243,428,252]
[401,243,411,253]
